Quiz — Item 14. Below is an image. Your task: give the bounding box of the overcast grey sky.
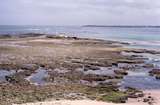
[0,0,160,25]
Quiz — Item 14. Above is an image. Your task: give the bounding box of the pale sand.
[13,100,148,105]
[14,90,160,105]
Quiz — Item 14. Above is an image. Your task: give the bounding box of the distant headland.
[83,25,160,28]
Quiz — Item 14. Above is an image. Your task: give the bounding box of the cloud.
[0,0,160,25]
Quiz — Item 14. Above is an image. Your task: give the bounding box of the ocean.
[0,25,160,50]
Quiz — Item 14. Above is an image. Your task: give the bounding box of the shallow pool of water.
[121,68,160,90]
[26,68,49,85]
[83,67,115,76]
[0,70,15,83]
[120,51,160,90]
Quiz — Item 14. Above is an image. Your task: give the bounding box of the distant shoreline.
[83,25,160,28]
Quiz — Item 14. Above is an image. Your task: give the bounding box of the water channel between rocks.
[120,52,160,90]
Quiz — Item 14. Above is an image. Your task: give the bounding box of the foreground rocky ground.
[0,34,160,105]
[13,90,160,105]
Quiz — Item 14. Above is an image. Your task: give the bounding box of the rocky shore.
[0,34,160,105]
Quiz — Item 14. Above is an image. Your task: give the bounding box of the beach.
[1,0,160,104]
[0,34,160,105]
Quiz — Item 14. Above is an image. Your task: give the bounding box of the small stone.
[143,98,150,102]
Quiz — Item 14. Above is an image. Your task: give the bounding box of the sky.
[0,0,160,25]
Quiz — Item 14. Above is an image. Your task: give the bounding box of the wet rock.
[149,69,160,74]
[119,96,128,103]
[0,64,19,70]
[149,69,160,78]
[125,87,144,99]
[115,75,124,79]
[71,59,112,67]
[84,65,100,71]
[20,64,39,71]
[44,75,54,82]
[83,76,106,82]
[128,92,144,98]
[117,60,144,64]
[4,70,32,85]
[114,70,128,75]
[47,70,84,83]
[60,62,83,70]
[112,63,118,66]
[118,63,136,70]
[143,64,154,68]
[82,74,113,82]
[65,70,84,82]
[155,74,160,79]
[148,102,154,105]
[143,98,150,102]
[130,55,143,58]
[124,49,160,54]
[98,79,120,88]
[5,74,30,85]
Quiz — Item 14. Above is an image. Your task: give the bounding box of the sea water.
[0,25,160,50]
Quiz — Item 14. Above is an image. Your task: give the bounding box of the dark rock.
[128,92,144,98]
[143,98,150,102]
[98,83,119,89]
[114,70,128,75]
[142,64,154,68]
[82,74,113,82]
[155,75,160,79]
[84,65,100,71]
[46,35,79,40]
[19,70,33,76]
[148,96,152,98]
[125,87,144,99]
[71,60,112,67]
[124,49,160,54]
[5,74,30,85]
[119,96,128,103]
[114,75,124,79]
[0,34,12,38]
[149,69,160,78]
[112,63,118,66]
[19,33,44,38]
[117,60,144,64]
[0,64,20,70]
[148,102,153,105]
[21,64,39,71]
[149,69,160,74]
